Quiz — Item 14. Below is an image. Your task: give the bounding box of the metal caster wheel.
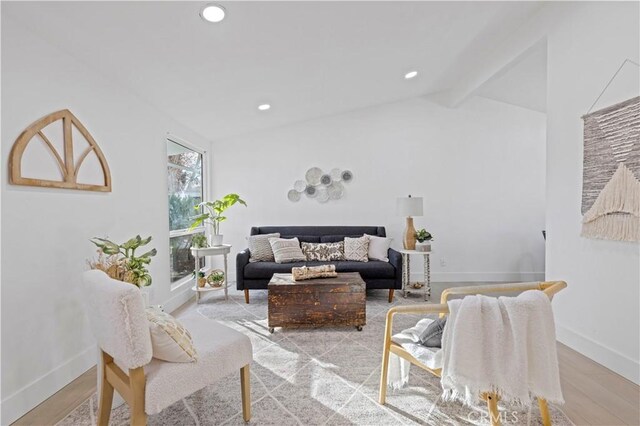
[269,327,275,334]
[356,325,363,331]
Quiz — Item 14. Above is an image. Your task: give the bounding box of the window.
[167,138,204,287]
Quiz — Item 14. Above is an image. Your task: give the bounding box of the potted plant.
[207,269,225,287]
[189,193,247,246]
[88,235,157,287]
[191,233,208,249]
[414,229,433,252]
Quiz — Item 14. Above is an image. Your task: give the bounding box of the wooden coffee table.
[268,272,366,333]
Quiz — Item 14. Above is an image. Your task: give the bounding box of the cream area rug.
[59,289,574,425]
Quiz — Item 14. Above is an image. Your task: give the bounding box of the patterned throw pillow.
[344,236,370,262]
[248,233,280,262]
[146,306,198,363]
[269,237,306,263]
[301,241,345,261]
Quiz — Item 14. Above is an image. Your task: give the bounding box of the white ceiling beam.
[436,3,578,108]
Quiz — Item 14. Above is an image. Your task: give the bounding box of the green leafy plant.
[415,229,433,243]
[208,270,225,283]
[189,193,247,235]
[191,233,208,248]
[89,235,157,287]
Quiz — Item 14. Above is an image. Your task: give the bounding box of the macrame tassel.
[582,163,640,242]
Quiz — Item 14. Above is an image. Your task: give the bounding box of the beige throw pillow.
[146,306,198,363]
[248,233,280,262]
[269,237,306,263]
[364,234,392,262]
[302,241,345,261]
[344,236,370,262]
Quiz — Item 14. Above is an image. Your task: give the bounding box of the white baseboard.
[414,272,545,283]
[556,324,640,385]
[1,345,97,425]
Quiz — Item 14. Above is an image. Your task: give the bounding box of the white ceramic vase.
[209,234,224,247]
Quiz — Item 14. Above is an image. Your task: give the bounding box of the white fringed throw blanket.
[440,290,564,406]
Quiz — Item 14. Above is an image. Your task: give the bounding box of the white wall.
[0,20,212,423]
[545,2,640,384]
[211,96,546,283]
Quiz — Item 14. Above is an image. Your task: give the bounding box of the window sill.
[171,276,193,292]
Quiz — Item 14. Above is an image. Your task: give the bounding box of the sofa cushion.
[248,233,280,262]
[269,237,306,263]
[244,260,395,280]
[301,241,345,261]
[281,235,321,243]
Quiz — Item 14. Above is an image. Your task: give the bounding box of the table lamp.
[396,195,423,250]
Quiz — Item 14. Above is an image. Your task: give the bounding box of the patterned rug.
[59,289,574,425]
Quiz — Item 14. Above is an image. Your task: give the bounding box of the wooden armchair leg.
[378,345,390,404]
[240,364,251,422]
[388,289,394,303]
[97,351,115,426]
[482,392,501,426]
[538,398,551,426]
[129,367,147,426]
[244,289,250,304]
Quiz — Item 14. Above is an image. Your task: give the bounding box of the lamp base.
[403,217,417,250]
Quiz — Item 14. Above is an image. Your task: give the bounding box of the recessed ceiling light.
[258,104,271,111]
[200,4,226,23]
[404,71,418,80]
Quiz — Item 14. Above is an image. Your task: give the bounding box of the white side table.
[191,244,231,303]
[399,249,432,301]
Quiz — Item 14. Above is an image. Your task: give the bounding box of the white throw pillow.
[146,306,198,363]
[344,235,370,262]
[247,233,280,262]
[269,237,306,263]
[364,234,392,262]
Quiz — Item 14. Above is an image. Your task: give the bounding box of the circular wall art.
[287,189,301,202]
[289,167,354,203]
[305,167,322,186]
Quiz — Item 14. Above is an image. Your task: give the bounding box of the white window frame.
[167,134,209,291]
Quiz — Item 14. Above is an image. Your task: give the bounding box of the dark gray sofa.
[236,226,402,303]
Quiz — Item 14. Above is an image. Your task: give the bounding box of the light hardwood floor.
[12,299,640,426]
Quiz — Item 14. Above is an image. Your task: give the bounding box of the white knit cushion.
[146,307,198,363]
[269,237,306,263]
[364,234,392,262]
[82,270,152,369]
[143,317,253,415]
[248,233,280,262]
[344,236,369,262]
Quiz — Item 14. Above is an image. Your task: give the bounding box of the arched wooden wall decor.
[9,109,111,192]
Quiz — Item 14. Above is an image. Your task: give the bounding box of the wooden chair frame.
[97,351,251,426]
[378,281,567,426]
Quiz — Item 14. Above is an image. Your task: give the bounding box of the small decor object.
[268,237,306,263]
[146,306,198,363]
[291,264,338,281]
[10,109,111,192]
[88,235,157,287]
[207,269,225,287]
[191,233,208,249]
[196,270,207,287]
[301,241,345,261]
[396,195,424,250]
[344,236,370,262]
[581,96,640,242]
[288,167,354,203]
[190,193,247,246]
[415,229,433,252]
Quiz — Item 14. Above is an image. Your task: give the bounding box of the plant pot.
[198,277,207,287]
[209,234,224,247]
[415,241,431,252]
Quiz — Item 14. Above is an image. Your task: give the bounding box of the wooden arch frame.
[9,109,111,192]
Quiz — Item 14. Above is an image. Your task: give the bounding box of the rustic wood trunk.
[268,272,366,331]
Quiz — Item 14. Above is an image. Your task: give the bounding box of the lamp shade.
[396,196,423,217]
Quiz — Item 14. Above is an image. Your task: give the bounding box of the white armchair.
[83,270,252,425]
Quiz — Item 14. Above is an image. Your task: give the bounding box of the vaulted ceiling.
[4,1,548,141]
